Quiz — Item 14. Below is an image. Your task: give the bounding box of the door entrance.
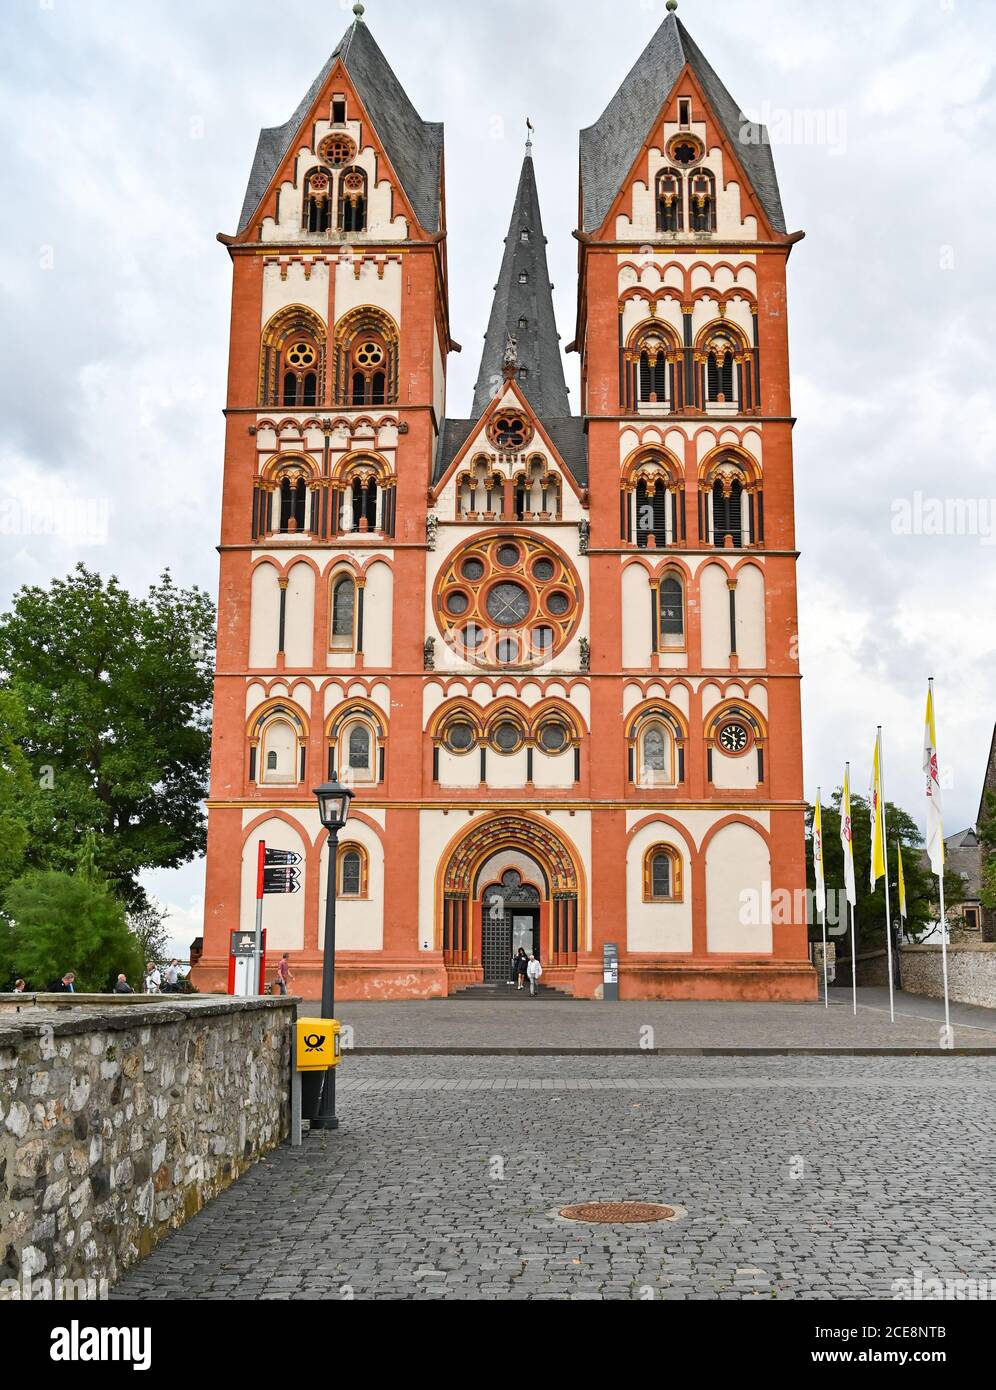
[481,871,541,983]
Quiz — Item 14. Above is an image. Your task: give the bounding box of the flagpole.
[929,678,952,1039]
[816,787,828,1008]
[846,760,857,1016]
[878,727,896,1022]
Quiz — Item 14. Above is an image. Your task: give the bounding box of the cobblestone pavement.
[322,989,996,1052]
[113,1055,996,1301]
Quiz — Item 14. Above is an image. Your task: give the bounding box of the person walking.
[163,959,180,993]
[526,953,543,997]
[276,953,292,996]
[113,975,134,994]
[513,947,529,991]
[144,962,161,994]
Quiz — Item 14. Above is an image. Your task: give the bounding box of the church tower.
[197,4,814,1001]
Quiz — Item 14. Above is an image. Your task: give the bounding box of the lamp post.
[312,774,354,1131]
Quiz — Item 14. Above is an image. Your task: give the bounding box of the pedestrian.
[55,972,76,993]
[163,959,180,993]
[144,961,161,994]
[12,979,26,994]
[526,953,543,997]
[513,947,529,991]
[276,953,292,996]
[113,974,134,994]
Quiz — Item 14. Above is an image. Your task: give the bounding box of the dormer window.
[678,97,691,128]
[518,317,528,330]
[520,230,531,242]
[518,271,528,284]
[332,98,347,124]
[518,367,529,382]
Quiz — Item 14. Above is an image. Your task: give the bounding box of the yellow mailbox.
[296,1018,342,1072]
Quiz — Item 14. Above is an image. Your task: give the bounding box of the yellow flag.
[897,842,907,920]
[870,732,886,889]
[923,683,944,875]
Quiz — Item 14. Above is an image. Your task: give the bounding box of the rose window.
[434,533,582,668]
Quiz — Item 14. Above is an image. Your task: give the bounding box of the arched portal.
[438,813,584,983]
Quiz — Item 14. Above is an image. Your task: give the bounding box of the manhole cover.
[558,1201,676,1225]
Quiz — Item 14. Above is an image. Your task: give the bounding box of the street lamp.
[312,774,354,1131]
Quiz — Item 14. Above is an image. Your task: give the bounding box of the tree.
[0,689,33,897]
[0,565,215,909]
[128,899,171,967]
[805,790,962,949]
[978,790,996,916]
[0,869,144,993]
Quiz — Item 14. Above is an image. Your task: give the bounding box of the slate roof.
[471,154,572,421]
[237,18,443,236]
[579,12,785,236]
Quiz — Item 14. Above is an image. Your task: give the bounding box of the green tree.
[0,688,33,897]
[978,790,996,915]
[1,869,144,992]
[805,790,961,947]
[0,565,215,909]
[128,899,171,967]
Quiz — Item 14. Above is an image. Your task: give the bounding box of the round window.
[546,591,570,616]
[461,557,485,582]
[286,342,316,368]
[532,626,554,654]
[496,637,520,664]
[539,723,568,752]
[493,723,522,753]
[355,341,384,368]
[446,722,475,753]
[497,544,521,568]
[532,558,555,582]
[446,591,469,616]
[460,624,484,650]
[487,582,530,627]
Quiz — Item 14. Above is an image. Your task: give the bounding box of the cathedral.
[196,2,817,1001]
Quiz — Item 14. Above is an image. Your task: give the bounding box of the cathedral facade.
[196,6,817,1001]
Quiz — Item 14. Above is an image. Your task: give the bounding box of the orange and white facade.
[197,8,816,1001]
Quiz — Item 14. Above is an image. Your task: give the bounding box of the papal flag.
[870,731,887,890]
[897,841,907,921]
[923,682,945,876]
[813,792,826,917]
[840,764,856,906]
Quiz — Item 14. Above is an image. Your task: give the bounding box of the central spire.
[472,153,570,420]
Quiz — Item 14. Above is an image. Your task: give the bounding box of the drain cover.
[559,1201,675,1225]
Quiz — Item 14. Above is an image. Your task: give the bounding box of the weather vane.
[526,117,534,154]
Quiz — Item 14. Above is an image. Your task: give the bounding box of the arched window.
[658,573,685,649]
[712,478,743,546]
[629,707,685,788]
[643,845,683,902]
[656,169,684,233]
[703,456,759,547]
[335,458,394,537]
[347,722,371,774]
[625,449,682,548]
[259,718,299,786]
[514,458,561,521]
[331,574,356,648]
[338,167,368,233]
[688,168,716,232]
[303,167,332,233]
[329,710,381,785]
[260,306,326,409]
[279,476,308,534]
[624,323,678,414]
[337,843,369,897]
[334,308,399,407]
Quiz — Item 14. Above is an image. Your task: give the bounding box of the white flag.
[840,765,856,907]
[813,792,826,917]
[923,682,944,876]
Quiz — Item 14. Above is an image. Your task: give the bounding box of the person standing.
[163,959,180,993]
[144,962,161,994]
[113,975,134,994]
[58,972,76,993]
[12,979,26,994]
[275,953,292,996]
[513,947,529,991]
[526,953,543,997]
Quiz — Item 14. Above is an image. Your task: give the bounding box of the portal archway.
[437,813,584,979]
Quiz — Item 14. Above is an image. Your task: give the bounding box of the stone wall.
[897,943,996,1009]
[0,996,294,1298]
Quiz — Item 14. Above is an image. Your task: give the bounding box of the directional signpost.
[249,844,304,995]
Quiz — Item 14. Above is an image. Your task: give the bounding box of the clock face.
[719,722,749,754]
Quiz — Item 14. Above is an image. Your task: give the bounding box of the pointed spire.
[472,153,570,420]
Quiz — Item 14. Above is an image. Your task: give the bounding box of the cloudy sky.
[1,0,994,947]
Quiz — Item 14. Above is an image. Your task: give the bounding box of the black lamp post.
[312,774,354,1131]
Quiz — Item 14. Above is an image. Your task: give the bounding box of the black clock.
[719,722,749,753]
